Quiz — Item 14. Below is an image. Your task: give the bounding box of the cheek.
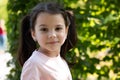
[60,32,67,43]
[36,36,46,47]
[36,32,44,42]
[36,33,46,42]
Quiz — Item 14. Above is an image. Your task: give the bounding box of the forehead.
[36,12,65,23]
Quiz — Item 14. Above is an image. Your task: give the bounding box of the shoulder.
[21,62,41,80]
[60,57,69,65]
[21,51,42,80]
[22,51,41,70]
[25,50,41,64]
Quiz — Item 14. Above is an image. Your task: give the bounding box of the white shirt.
[21,50,72,80]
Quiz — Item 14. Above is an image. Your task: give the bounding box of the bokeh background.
[0,0,120,80]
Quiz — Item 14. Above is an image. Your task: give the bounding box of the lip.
[47,41,59,44]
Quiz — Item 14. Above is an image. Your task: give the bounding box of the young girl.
[18,2,77,80]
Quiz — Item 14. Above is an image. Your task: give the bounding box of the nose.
[48,30,56,39]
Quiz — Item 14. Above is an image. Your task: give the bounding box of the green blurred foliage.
[0,0,8,20]
[6,0,120,80]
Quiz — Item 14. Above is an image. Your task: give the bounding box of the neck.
[38,48,60,57]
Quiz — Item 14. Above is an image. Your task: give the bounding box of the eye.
[40,28,48,32]
[55,26,63,31]
[55,25,65,31]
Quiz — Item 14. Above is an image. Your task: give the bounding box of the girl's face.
[31,12,68,57]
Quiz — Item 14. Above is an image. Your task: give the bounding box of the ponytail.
[18,15,36,66]
[60,11,77,59]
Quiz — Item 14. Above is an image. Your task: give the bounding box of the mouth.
[47,41,59,44]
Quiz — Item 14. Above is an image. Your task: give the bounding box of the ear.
[31,30,36,41]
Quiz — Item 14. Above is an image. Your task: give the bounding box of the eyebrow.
[38,23,65,27]
[56,24,64,27]
[39,24,47,27]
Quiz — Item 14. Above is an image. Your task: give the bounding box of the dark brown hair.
[18,2,77,66]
